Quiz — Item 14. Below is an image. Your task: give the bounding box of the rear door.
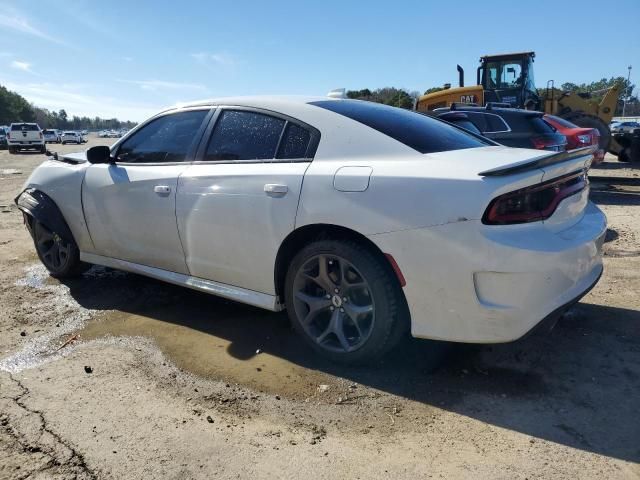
[177,107,319,294]
[82,108,211,273]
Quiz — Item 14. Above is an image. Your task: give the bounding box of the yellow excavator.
[416,52,621,151]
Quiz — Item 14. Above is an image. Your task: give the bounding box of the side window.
[117,110,208,163]
[485,114,510,133]
[466,112,489,132]
[205,110,285,161]
[277,123,312,159]
[453,119,482,135]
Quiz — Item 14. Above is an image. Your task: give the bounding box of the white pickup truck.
[8,123,46,154]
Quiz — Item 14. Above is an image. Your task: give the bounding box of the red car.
[544,114,604,164]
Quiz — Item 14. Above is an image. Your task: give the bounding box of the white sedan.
[60,131,83,144]
[15,96,606,364]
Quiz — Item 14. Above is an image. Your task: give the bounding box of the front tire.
[33,220,89,278]
[284,240,407,364]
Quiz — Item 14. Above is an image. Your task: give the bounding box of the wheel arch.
[15,189,75,243]
[274,223,407,304]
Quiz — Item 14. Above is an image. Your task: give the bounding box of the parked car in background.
[15,97,605,364]
[81,130,88,136]
[60,131,83,144]
[7,123,45,154]
[611,121,640,134]
[544,114,604,164]
[434,105,567,152]
[0,128,7,149]
[43,129,61,144]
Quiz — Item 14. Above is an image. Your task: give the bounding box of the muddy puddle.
[80,295,347,399]
[78,285,459,401]
[6,264,455,400]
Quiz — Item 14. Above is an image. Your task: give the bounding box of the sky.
[1,0,638,122]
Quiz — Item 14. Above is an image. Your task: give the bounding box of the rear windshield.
[505,113,556,134]
[43,129,55,134]
[11,124,39,131]
[309,100,491,154]
[546,115,578,129]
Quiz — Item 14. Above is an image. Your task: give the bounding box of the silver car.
[611,121,640,133]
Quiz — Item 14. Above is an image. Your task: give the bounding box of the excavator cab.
[478,52,540,109]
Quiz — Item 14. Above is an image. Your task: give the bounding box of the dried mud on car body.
[0,140,639,479]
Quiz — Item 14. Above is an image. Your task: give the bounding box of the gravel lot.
[1,137,639,479]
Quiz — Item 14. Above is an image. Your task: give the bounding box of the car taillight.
[576,134,591,145]
[482,171,588,225]
[531,136,566,151]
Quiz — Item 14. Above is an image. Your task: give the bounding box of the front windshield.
[485,60,524,89]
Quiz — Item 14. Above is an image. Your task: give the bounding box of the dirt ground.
[0,137,639,479]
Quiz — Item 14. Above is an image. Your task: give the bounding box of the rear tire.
[562,113,611,152]
[33,220,89,278]
[284,239,407,365]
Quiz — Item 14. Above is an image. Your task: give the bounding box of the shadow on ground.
[59,267,640,463]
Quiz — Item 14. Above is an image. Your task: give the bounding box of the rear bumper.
[369,201,606,343]
[8,141,44,147]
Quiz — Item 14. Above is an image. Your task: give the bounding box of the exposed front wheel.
[285,240,407,364]
[33,220,89,278]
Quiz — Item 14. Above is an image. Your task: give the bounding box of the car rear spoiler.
[478,146,596,177]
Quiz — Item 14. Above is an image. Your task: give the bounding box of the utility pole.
[623,65,632,117]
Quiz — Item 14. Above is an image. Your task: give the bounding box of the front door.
[177,108,319,294]
[82,108,211,273]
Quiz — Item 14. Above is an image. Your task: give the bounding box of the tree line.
[347,77,639,115]
[0,84,137,130]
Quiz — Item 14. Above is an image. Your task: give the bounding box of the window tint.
[11,124,39,131]
[277,123,311,159]
[206,110,285,161]
[465,112,489,132]
[528,116,555,134]
[485,114,510,132]
[117,110,208,163]
[451,119,482,135]
[309,100,490,154]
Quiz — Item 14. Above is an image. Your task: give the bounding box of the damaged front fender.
[15,189,74,243]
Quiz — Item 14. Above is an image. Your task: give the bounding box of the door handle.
[264,184,288,196]
[154,185,172,195]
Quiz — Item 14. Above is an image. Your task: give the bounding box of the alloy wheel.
[36,224,71,271]
[292,254,375,353]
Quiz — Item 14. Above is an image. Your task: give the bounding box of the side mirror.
[86,145,112,164]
